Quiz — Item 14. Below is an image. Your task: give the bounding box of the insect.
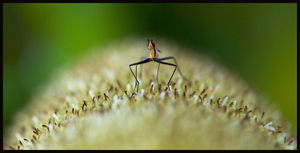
[129,39,188,94]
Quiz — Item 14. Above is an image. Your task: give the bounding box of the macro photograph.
[3,3,297,150]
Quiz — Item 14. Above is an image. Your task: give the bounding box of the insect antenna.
[151,35,158,41]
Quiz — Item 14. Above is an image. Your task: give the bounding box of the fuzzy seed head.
[3,38,297,150]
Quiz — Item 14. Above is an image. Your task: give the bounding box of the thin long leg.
[156,62,160,91]
[159,56,189,81]
[135,64,138,90]
[129,58,151,93]
[139,56,148,78]
[153,59,177,93]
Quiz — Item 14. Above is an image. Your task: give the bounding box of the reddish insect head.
[147,39,155,48]
[151,40,155,47]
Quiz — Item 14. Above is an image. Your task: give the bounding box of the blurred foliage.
[3,3,296,132]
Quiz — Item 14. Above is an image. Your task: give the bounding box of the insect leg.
[159,56,189,81]
[156,62,160,91]
[129,59,151,93]
[153,58,177,93]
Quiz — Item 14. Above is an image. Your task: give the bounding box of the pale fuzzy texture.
[3,38,297,150]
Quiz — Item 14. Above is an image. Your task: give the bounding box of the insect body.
[129,39,188,94]
[147,40,160,58]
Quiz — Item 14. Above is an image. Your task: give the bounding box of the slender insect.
[129,39,189,94]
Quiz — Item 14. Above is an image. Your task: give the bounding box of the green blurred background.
[3,3,296,132]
